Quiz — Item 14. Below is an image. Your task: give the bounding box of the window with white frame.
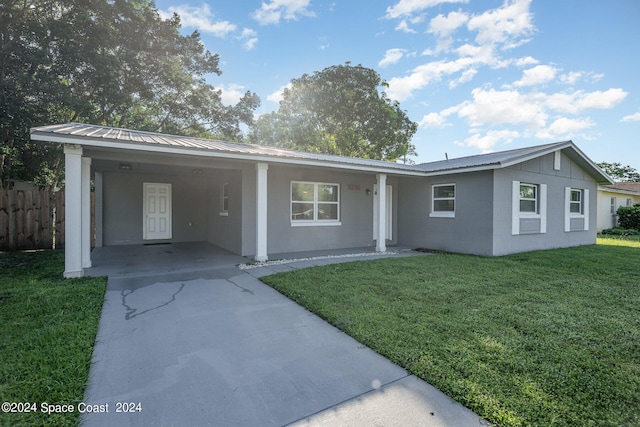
[512,181,547,235]
[291,181,340,225]
[564,187,589,232]
[519,183,538,214]
[570,189,583,214]
[430,183,455,217]
[628,198,633,207]
[610,197,616,214]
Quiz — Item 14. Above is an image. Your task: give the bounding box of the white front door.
[373,184,393,241]
[143,183,172,240]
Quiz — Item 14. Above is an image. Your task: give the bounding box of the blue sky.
[155,0,640,170]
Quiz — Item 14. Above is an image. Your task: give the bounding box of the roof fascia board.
[598,186,640,196]
[422,164,498,176]
[31,131,427,177]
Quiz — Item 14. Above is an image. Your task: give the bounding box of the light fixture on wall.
[366,188,371,195]
[119,163,132,170]
[192,168,203,175]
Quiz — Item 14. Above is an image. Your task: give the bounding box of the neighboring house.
[597,182,640,231]
[30,123,613,278]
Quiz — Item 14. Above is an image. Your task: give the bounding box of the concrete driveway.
[82,246,487,426]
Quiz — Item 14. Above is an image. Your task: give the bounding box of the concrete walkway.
[82,245,488,426]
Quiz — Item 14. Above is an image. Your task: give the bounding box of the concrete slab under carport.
[84,242,250,278]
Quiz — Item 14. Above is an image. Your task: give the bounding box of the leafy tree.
[597,162,640,182]
[250,63,417,162]
[0,0,260,189]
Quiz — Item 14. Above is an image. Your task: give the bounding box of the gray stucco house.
[31,123,612,278]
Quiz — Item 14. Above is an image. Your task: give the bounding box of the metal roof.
[30,123,613,183]
[30,123,426,175]
[415,141,570,172]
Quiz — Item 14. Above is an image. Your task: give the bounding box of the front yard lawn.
[0,250,106,427]
[262,241,640,427]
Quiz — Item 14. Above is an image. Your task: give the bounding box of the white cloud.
[240,28,259,50]
[454,86,626,131]
[385,0,469,20]
[464,129,520,152]
[536,117,594,139]
[379,48,406,67]
[457,87,548,129]
[448,68,477,88]
[385,0,536,101]
[160,4,236,37]
[219,83,247,106]
[395,20,417,33]
[560,71,583,85]
[387,58,472,101]
[467,0,534,48]
[545,88,627,114]
[428,10,469,38]
[252,0,315,25]
[513,65,558,87]
[515,56,539,66]
[267,84,292,104]
[386,45,504,101]
[621,112,640,122]
[419,112,448,128]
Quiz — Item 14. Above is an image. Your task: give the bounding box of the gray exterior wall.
[492,152,597,255]
[207,168,243,254]
[98,159,394,258]
[397,171,495,255]
[101,169,210,246]
[95,147,599,258]
[259,164,393,256]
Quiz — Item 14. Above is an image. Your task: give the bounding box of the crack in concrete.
[227,278,255,295]
[121,282,186,320]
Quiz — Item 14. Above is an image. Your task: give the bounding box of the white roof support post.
[375,173,387,252]
[255,162,269,262]
[81,156,92,268]
[64,145,83,278]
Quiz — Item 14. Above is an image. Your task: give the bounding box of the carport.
[31,123,424,278]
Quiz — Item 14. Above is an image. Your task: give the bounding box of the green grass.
[262,242,640,427]
[0,250,106,427]
[598,234,640,248]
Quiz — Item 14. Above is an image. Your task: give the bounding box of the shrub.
[617,205,640,231]
[601,227,640,236]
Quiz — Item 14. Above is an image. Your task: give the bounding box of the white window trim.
[430,183,456,218]
[512,181,546,235]
[291,181,341,226]
[564,187,589,232]
[219,182,230,216]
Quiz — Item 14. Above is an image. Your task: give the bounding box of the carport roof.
[30,122,427,176]
[30,123,612,183]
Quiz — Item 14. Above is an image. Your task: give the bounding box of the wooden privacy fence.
[0,189,95,251]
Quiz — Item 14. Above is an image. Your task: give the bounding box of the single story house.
[30,123,613,278]
[597,182,640,231]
